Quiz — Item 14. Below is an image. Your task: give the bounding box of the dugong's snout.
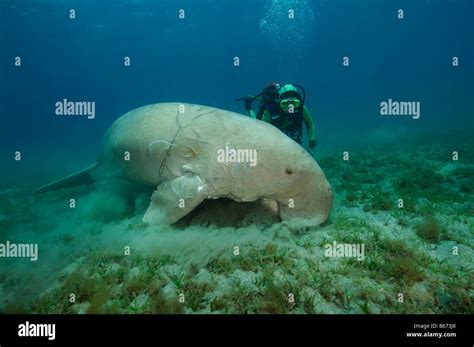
[277,165,333,227]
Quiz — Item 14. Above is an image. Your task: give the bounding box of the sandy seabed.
[0,143,472,314]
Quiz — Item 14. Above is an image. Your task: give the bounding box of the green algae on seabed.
[0,144,473,314]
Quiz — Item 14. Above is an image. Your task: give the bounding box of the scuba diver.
[244,82,281,120]
[236,83,317,155]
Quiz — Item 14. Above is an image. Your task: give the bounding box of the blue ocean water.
[1,0,472,183]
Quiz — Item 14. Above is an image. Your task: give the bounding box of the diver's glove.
[309,139,318,148]
[244,95,254,111]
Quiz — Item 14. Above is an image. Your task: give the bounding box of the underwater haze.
[0,0,473,314]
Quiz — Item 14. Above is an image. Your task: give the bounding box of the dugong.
[37,103,333,226]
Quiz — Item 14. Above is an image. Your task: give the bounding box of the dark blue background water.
[1,0,473,182]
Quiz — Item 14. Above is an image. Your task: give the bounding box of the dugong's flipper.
[143,173,208,224]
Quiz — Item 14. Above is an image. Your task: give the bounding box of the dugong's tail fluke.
[34,165,96,195]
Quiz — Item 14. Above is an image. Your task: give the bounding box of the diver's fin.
[34,164,96,195]
[143,173,207,224]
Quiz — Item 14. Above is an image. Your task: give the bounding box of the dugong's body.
[37,103,333,226]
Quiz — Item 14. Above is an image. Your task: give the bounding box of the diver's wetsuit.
[255,98,279,120]
[249,104,316,146]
